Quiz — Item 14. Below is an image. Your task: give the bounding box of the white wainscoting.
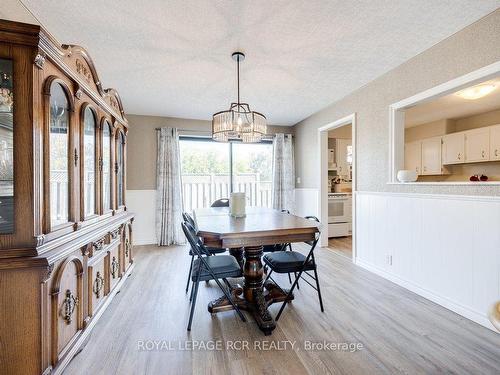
[356,191,500,331]
[293,188,319,217]
[126,190,156,245]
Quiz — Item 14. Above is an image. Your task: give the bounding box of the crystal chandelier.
[212,52,267,142]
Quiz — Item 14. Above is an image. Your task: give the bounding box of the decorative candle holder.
[229,192,246,218]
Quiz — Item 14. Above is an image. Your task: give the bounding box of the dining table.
[193,206,320,335]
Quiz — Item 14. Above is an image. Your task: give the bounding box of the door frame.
[317,113,357,262]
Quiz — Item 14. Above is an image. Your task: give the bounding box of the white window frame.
[388,60,500,184]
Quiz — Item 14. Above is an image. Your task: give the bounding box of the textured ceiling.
[16,1,500,125]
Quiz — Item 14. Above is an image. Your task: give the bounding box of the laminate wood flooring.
[64,244,500,375]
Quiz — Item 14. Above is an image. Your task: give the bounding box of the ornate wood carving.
[34,53,46,69]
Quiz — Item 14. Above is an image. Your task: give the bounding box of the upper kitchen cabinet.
[421,137,443,175]
[490,124,500,161]
[336,138,352,178]
[442,132,465,165]
[464,128,490,162]
[404,141,421,175]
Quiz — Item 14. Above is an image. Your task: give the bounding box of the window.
[82,106,96,217]
[49,82,70,227]
[179,138,273,212]
[102,121,112,211]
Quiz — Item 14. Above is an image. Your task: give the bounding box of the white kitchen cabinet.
[442,132,465,164]
[465,128,490,162]
[404,141,421,175]
[421,137,443,175]
[336,139,351,177]
[489,124,500,161]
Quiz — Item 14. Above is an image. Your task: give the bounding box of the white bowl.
[397,169,417,183]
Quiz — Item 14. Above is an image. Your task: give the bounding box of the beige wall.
[328,124,352,139]
[126,114,292,190]
[293,9,500,196]
[454,108,500,132]
[404,119,454,142]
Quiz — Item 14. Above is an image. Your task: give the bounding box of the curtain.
[272,134,295,212]
[155,127,184,246]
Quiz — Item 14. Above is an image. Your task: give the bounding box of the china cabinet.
[0,20,134,375]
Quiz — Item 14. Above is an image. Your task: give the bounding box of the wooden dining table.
[193,207,320,335]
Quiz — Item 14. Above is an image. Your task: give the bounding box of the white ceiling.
[10,1,500,125]
[405,78,500,127]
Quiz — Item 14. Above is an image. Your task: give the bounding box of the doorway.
[317,114,356,262]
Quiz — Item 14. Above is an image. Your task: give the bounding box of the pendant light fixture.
[212,52,267,142]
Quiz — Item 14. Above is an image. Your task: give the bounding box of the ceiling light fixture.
[456,83,496,100]
[212,52,267,142]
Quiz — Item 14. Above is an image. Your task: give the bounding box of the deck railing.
[182,173,272,212]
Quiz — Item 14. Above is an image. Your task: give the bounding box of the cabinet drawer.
[328,223,350,238]
[88,255,106,316]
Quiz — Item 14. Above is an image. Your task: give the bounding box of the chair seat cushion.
[263,251,315,273]
[189,247,226,256]
[192,255,242,281]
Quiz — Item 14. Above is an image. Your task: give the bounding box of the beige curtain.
[272,134,295,212]
[155,128,184,245]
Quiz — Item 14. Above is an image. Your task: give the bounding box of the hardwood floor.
[327,236,352,259]
[64,244,500,375]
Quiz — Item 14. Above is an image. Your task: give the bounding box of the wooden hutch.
[0,20,135,374]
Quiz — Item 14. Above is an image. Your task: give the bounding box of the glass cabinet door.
[116,131,125,207]
[49,82,70,227]
[102,121,112,211]
[83,107,96,217]
[0,59,14,234]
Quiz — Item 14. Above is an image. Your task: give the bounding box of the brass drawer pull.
[111,256,119,279]
[62,289,78,324]
[93,271,104,298]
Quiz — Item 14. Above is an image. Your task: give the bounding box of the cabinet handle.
[457,153,461,160]
[423,166,427,172]
[74,148,79,167]
[496,149,499,157]
[93,271,105,298]
[111,256,119,279]
[125,239,131,257]
[62,289,79,325]
[482,150,485,158]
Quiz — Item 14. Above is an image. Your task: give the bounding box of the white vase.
[397,170,417,183]
[229,192,246,218]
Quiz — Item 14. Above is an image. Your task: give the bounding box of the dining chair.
[181,221,246,331]
[211,198,229,207]
[263,209,294,283]
[262,215,324,321]
[182,212,226,293]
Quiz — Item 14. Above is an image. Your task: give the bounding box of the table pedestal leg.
[229,248,244,269]
[207,246,293,335]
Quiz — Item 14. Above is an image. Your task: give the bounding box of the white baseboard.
[356,259,496,331]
